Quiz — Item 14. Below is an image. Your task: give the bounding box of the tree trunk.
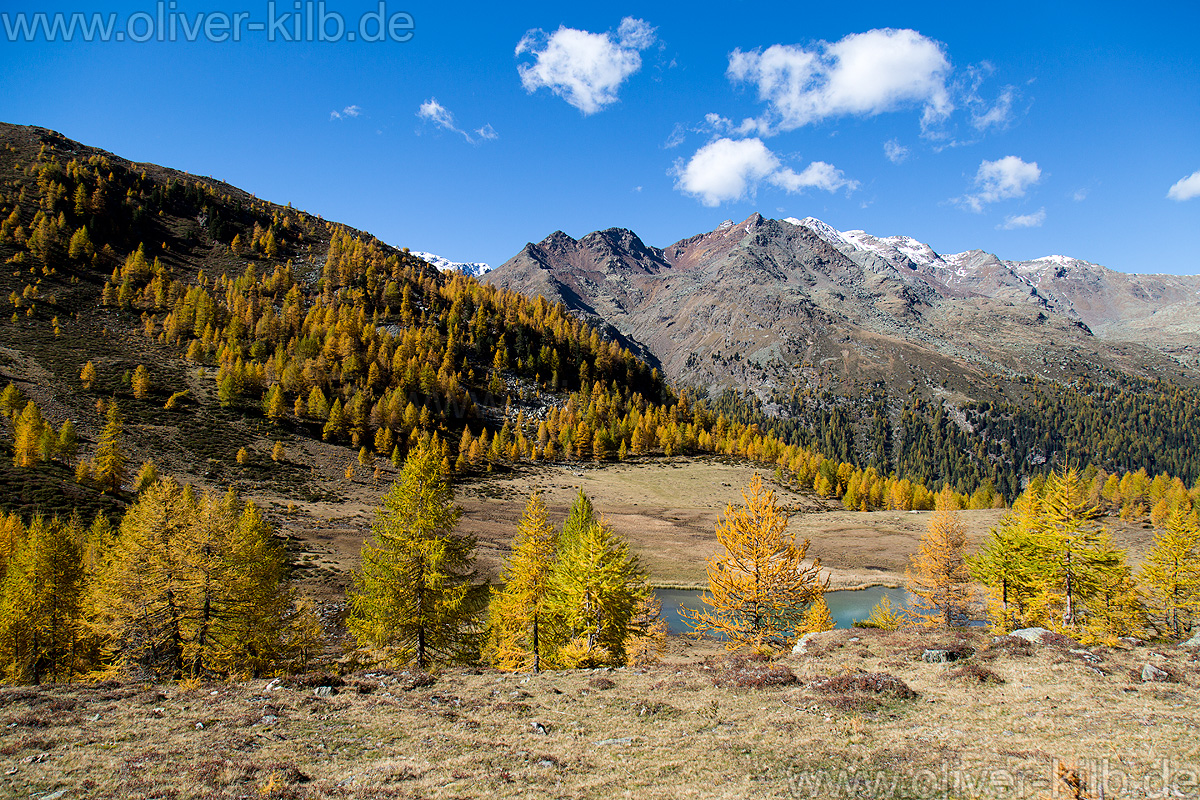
[1063,549,1074,626]
[532,615,540,673]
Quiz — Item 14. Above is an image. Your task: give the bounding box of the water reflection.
[653,586,912,636]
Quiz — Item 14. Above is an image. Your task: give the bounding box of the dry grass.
[452,459,1020,589]
[1,630,1197,799]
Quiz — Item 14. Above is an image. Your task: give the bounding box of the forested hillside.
[491,216,1200,501]
[707,368,1200,504]
[2,122,1197,532]
[0,122,975,536]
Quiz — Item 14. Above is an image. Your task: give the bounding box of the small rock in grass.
[1141,663,1169,683]
[792,631,834,655]
[593,736,634,746]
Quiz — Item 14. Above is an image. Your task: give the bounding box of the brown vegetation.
[0,629,1194,798]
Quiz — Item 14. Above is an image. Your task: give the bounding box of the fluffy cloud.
[673,137,856,206]
[999,208,1046,229]
[1167,169,1200,201]
[329,105,361,121]
[884,139,909,164]
[770,161,859,194]
[674,138,779,206]
[417,98,496,144]
[516,17,655,115]
[960,155,1041,212]
[727,29,952,133]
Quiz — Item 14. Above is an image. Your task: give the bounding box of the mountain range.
[3,120,1199,499]
[411,250,494,278]
[485,214,1200,403]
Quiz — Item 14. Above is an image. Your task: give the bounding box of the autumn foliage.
[685,473,826,650]
[906,491,973,627]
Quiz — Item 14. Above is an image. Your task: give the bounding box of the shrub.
[810,670,917,700]
[980,636,1035,660]
[712,655,797,689]
[948,663,1005,685]
[282,672,344,690]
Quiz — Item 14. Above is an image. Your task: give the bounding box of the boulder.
[922,649,960,663]
[1005,627,1080,647]
[1007,627,1055,643]
[1179,631,1200,648]
[1141,663,1169,683]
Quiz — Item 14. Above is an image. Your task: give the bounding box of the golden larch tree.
[1034,468,1127,627]
[970,489,1046,632]
[131,365,151,400]
[544,500,649,668]
[1139,506,1200,639]
[93,400,126,494]
[90,479,302,680]
[12,401,46,468]
[799,591,835,634]
[0,515,86,683]
[486,491,559,671]
[906,494,973,627]
[684,473,825,650]
[347,440,482,668]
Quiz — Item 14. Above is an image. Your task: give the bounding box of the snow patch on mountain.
[412,251,493,278]
[789,216,849,249]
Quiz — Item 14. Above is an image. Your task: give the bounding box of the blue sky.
[2,1,1198,273]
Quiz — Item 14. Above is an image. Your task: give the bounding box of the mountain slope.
[804,217,1200,355]
[0,122,666,524]
[486,214,1199,401]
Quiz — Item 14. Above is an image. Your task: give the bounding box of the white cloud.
[664,123,687,149]
[1072,188,1089,202]
[1167,169,1200,201]
[516,17,656,114]
[999,208,1046,229]
[330,105,362,121]
[417,98,495,144]
[770,161,859,194]
[727,29,952,133]
[971,87,1014,131]
[673,137,857,206]
[674,138,779,206]
[960,155,1041,212]
[418,98,457,130]
[884,139,909,164]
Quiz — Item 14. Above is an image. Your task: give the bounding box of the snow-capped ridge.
[1027,254,1102,270]
[789,216,848,248]
[412,251,493,278]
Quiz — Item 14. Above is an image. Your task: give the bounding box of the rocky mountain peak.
[486,213,1200,400]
